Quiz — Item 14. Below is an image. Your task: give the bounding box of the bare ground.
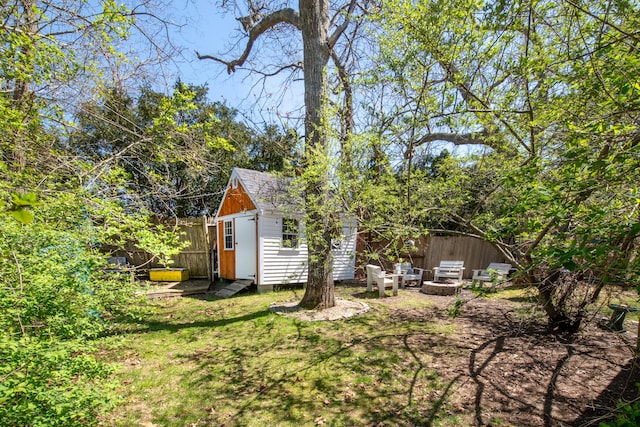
[385,287,639,427]
[276,285,640,426]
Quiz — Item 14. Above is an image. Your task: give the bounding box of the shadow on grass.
[161,306,464,426]
[112,285,638,427]
[112,306,271,335]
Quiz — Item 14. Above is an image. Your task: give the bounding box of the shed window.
[282,218,299,248]
[224,220,234,250]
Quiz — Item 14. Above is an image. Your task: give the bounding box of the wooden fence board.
[168,217,210,279]
[108,216,214,281]
[114,220,506,283]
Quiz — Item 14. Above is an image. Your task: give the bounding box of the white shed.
[214,168,357,292]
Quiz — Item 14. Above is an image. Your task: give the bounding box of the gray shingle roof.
[233,168,300,215]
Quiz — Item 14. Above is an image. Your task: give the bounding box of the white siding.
[256,215,357,285]
[259,215,309,285]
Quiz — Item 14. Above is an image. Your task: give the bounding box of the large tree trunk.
[298,0,335,309]
[197,0,344,309]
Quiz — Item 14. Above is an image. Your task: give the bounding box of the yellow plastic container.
[149,268,190,282]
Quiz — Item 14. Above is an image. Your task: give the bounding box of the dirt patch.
[374,286,640,426]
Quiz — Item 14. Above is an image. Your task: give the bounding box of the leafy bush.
[0,187,184,425]
[0,336,118,427]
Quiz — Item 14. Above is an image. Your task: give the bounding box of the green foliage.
[8,192,38,224]
[365,0,640,327]
[0,336,117,427]
[0,180,187,424]
[0,0,304,416]
[338,131,404,260]
[0,3,195,424]
[599,394,640,427]
[72,83,300,216]
[445,297,465,318]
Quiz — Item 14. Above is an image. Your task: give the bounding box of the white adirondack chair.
[394,263,425,287]
[433,260,465,282]
[471,263,512,285]
[366,264,398,297]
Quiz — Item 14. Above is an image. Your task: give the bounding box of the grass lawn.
[99,283,639,427]
[101,285,469,427]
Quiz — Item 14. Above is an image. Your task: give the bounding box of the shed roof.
[232,168,300,215]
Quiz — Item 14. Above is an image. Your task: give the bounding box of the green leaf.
[10,208,34,225]
[11,192,38,207]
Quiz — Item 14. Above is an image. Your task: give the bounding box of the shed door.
[235,215,256,280]
[218,220,235,280]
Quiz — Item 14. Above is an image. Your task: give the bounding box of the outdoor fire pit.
[421,279,463,296]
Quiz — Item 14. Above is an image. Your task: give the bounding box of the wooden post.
[203,216,212,282]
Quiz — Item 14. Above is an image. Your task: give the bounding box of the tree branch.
[253,62,303,77]
[436,55,531,153]
[328,0,357,49]
[330,51,353,143]
[565,0,640,44]
[196,8,301,74]
[413,130,490,147]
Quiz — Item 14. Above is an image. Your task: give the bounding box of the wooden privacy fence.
[358,234,506,280]
[111,220,504,282]
[166,217,212,279]
[109,217,216,280]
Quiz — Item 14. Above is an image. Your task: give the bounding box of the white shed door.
[235,215,256,280]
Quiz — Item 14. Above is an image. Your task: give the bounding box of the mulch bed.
[380,287,640,427]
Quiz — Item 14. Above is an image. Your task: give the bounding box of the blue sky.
[162,0,304,127]
[152,1,475,157]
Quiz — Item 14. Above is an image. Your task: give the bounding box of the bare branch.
[328,0,357,49]
[196,8,301,74]
[413,129,491,148]
[253,62,303,77]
